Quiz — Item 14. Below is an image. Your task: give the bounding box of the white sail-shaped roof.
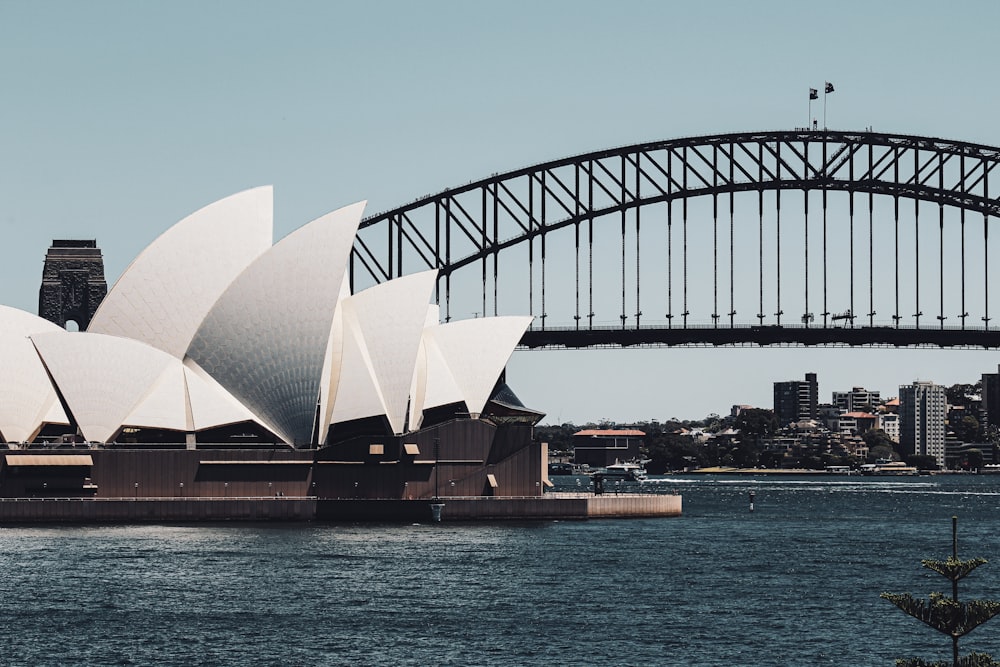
[0,306,68,442]
[30,332,266,442]
[318,280,351,443]
[327,305,387,429]
[407,305,448,432]
[415,326,464,417]
[422,316,533,417]
[329,271,437,434]
[183,360,270,432]
[30,332,181,443]
[89,186,273,358]
[120,360,189,431]
[187,201,365,445]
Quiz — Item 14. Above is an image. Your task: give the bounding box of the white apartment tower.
[898,381,946,468]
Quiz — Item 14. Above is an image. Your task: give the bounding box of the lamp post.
[134,482,138,499]
[224,482,228,498]
[433,437,440,499]
[179,482,184,498]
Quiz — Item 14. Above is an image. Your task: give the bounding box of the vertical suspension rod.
[713,147,719,327]
[849,141,855,327]
[938,153,945,329]
[776,142,782,325]
[729,143,735,328]
[574,164,581,329]
[481,186,487,318]
[894,148,900,328]
[445,197,452,321]
[667,195,673,327]
[588,161,595,329]
[666,148,673,327]
[804,139,810,325]
[540,172,547,329]
[387,208,394,280]
[434,201,441,307]
[914,148,921,328]
[822,138,829,327]
[758,142,764,324]
[635,152,642,327]
[528,174,534,321]
[493,181,499,316]
[620,154,627,329]
[868,143,875,327]
[984,157,990,330]
[683,147,690,328]
[961,155,967,329]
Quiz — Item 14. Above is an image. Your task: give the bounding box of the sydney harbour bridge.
[350,130,1000,350]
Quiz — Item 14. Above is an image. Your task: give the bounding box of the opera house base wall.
[317,495,682,521]
[0,498,317,523]
[0,494,681,523]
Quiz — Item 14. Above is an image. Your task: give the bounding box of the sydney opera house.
[0,188,551,515]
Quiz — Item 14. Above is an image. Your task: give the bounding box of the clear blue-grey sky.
[2,0,1000,425]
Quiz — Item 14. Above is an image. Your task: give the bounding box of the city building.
[773,372,818,427]
[898,381,947,468]
[982,365,1000,431]
[832,387,880,413]
[572,429,644,467]
[837,412,878,436]
[879,413,900,442]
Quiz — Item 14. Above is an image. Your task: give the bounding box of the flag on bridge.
[809,88,818,100]
[825,82,835,93]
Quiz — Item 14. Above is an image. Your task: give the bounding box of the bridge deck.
[520,325,1000,349]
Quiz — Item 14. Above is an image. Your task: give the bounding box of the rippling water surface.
[3,475,1000,666]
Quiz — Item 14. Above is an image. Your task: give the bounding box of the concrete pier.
[0,493,680,523]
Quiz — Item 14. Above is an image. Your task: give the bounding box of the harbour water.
[3,474,1000,666]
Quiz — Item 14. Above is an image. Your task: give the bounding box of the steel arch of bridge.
[351,130,1000,349]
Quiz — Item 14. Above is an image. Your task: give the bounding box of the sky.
[3,0,1000,425]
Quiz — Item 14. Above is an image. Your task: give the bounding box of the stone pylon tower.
[38,240,108,330]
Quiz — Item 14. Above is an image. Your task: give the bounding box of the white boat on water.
[599,461,648,482]
[860,461,919,476]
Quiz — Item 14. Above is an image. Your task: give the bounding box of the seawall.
[0,493,681,523]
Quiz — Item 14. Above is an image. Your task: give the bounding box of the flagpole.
[823,82,834,130]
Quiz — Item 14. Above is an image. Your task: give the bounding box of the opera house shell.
[0,187,538,449]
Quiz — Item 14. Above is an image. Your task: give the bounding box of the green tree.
[861,428,896,451]
[946,383,981,409]
[645,432,702,473]
[958,449,985,472]
[733,408,777,445]
[908,454,941,471]
[882,517,1000,667]
[952,415,982,444]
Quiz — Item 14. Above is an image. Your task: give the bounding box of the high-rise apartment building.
[832,387,880,413]
[981,365,1000,430]
[774,372,818,427]
[898,381,946,468]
